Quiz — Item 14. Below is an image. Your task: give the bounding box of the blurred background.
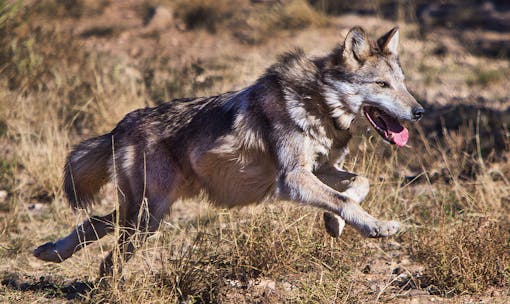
[0,1,509,303]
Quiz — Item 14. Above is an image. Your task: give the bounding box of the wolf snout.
[411,106,424,121]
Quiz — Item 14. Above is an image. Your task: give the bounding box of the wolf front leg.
[315,166,370,238]
[279,168,399,238]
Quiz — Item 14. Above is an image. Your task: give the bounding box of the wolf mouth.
[363,106,409,147]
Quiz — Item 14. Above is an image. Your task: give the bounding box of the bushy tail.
[63,134,112,209]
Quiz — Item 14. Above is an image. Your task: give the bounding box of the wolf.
[34,26,424,275]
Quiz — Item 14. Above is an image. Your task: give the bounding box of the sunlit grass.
[0,1,509,303]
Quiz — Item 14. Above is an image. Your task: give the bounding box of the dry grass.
[466,67,507,86]
[170,0,328,43]
[411,219,509,295]
[0,1,509,303]
[83,206,364,303]
[269,0,329,30]
[172,0,236,32]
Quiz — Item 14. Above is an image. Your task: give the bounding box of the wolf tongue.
[388,127,409,147]
[382,115,409,147]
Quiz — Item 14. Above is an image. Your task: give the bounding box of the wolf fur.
[34,26,423,275]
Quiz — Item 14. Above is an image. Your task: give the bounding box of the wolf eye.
[375,81,390,88]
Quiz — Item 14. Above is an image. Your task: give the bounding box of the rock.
[369,283,379,292]
[145,6,173,31]
[129,47,142,57]
[407,289,429,297]
[257,279,275,291]
[281,282,294,292]
[250,278,276,294]
[0,190,7,203]
[225,279,244,288]
[28,203,45,212]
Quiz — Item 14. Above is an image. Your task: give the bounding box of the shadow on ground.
[1,272,94,300]
[419,102,510,154]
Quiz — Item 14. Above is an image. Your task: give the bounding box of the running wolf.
[34,26,424,275]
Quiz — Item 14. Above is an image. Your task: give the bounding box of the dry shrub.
[173,0,235,32]
[466,67,507,87]
[30,0,109,19]
[352,114,510,297]
[0,5,70,196]
[171,0,328,43]
[160,206,362,302]
[307,0,382,15]
[237,0,329,44]
[0,5,146,199]
[271,0,328,30]
[411,218,510,295]
[90,206,363,303]
[4,93,70,197]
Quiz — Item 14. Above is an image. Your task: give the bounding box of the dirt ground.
[0,1,509,303]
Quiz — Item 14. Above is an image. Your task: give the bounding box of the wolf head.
[322,26,424,147]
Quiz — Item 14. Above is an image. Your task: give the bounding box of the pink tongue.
[384,117,409,147]
[389,127,409,147]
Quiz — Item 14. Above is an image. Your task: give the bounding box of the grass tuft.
[173,0,234,32]
[466,67,507,86]
[271,0,329,30]
[411,218,510,295]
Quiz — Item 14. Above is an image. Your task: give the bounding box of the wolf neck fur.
[264,49,359,133]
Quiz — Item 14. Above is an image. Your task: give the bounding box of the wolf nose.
[412,107,424,120]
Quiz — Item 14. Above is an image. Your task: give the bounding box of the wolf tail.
[63,134,112,209]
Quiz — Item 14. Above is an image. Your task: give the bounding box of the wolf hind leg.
[33,211,116,263]
[99,197,170,277]
[323,212,345,238]
[99,148,182,276]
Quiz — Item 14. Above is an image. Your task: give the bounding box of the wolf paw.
[363,220,400,238]
[33,242,65,263]
[323,212,345,238]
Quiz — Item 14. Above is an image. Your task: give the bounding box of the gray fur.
[34,26,423,275]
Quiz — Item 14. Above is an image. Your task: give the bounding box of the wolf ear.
[342,27,371,68]
[377,27,399,55]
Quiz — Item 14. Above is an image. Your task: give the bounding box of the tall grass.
[0,1,509,303]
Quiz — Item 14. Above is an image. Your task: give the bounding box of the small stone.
[282,282,293,292]
[145,6,173,31]
[407,289,429,297]
[28,203,44,211]
[369,283,378,292]
[256,279,276,291]
[0,190,7,203]
[129,47,141,57]
[225,279,243,288]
